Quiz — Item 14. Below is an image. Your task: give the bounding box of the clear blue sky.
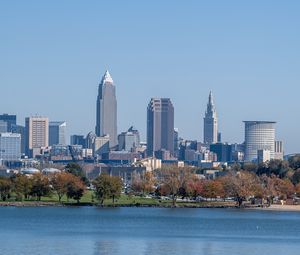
[1,1,299,154]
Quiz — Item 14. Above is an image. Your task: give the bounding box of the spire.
[208,90,214,106]
[205,91,216,118]
[102,70,114,84]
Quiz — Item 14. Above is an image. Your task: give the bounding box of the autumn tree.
[219,171,262,207]
[30,173,51,201]
[156,166,192,206]
[273,178,294,200]
[66,174,86,203]
[202,179,225,201]
[295,183,300,197]
[51,172,79,202]
[131,171,155,195]
[186,177,204,199]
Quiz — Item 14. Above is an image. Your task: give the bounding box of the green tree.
[289,155,300,170]
[0,177,11,201]
[65,163,89,185]
[110,176,123,204]
[93,174,123,205]
[13,174,32,201]
[93,174,113,205]
[292,169,300,185]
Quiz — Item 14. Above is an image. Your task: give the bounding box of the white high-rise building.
[95,70,118,148]
[204,91,218,145]
[257,149,271,163]
[0,133,21,161]
[244,121,276,162]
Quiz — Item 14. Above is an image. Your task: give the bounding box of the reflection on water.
[0,207,300,255]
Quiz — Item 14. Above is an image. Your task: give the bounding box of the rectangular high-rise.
[147,98,174,157]
[25,117,49,157]
[49,121,67,146]
[0,133,21,161]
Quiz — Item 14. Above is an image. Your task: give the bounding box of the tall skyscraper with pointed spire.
[203,91,218,145]
[96,70,117,148]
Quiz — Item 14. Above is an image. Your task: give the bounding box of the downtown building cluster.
[0,70,284,173]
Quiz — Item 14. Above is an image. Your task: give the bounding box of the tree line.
[1,156,300,207]
[0,163,122,205]
[131,156,300,207]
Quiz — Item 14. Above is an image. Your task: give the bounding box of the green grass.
[0,191,236,208]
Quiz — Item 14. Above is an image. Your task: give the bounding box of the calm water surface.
[0,207,300,255]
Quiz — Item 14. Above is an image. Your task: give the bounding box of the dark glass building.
[210,143,232,162]
[0,114,16,132]
[147,98,174,157]
[49,121,67,146]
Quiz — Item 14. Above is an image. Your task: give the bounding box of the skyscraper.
[147,98,174,157]
[95,70,117,148]
[49,121,67,146]
[203,91,218,145]
[244,121,276,162]
[25,117,49,157]
[0,114,16,132]
[0,133,21,161]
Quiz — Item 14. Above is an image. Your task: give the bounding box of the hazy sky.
[1,1,300,154]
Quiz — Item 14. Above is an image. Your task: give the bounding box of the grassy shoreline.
[0,201,237,208]
[0,191,237,208]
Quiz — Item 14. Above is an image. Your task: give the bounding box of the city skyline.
[1,2,299,153]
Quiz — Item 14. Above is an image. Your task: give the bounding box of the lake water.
[0,207,300,255]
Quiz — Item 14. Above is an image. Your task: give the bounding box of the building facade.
[70,135,86,147]
[203,91,218,145]
[93,135,110,157]
[0,114,16,132]
[257,149,271,163]
[147,98,174,157]
[210,143,232,162]
[0,133,21,161]
[244,121,276,162]
[274,141,284,160]
[49,121,67,146]
[95,70,118,148]
[118,126,140,152]
[25,117,49,157]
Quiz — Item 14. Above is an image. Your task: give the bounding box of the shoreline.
[1,201,300,211]
[0,201,236,209]
[254,204,300,212]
